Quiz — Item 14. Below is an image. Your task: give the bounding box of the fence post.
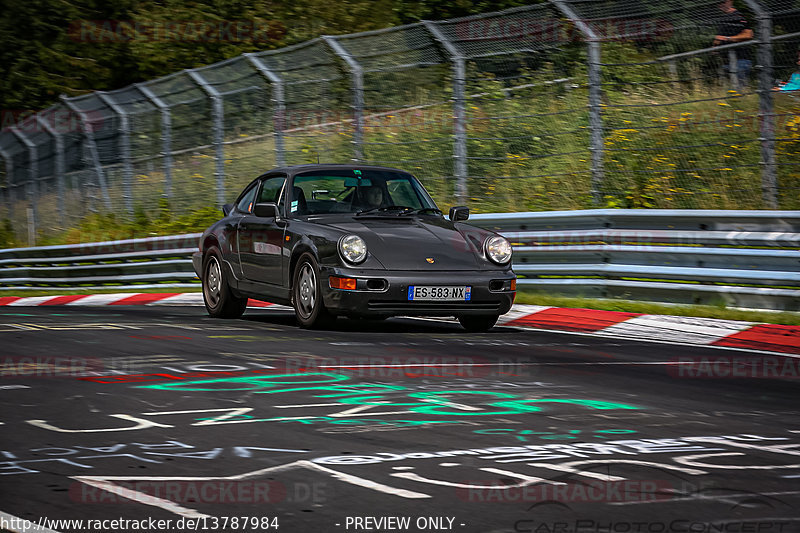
[742,0,777,208]
[728,49,740,91]
[0,147,13,221]
[60,96,113,211]
[323,36,364,162]
[423,21,468,205]
[97,93,134,216]
[135,83,173,199]
[244,53,287,167]
[551,0,604,206]
[186,69,226,208]
[35,114,66,226]
[9,127,38,245]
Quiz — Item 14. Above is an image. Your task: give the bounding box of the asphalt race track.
[1,306,799,533]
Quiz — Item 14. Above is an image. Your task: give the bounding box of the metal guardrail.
[0,234,201,290]
[471,210,800,311]
[1,210,799,310]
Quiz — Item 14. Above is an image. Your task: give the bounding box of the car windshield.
[290,169,438,216]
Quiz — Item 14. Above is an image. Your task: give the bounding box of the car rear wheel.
[293,254,334,329]
[202,248,247,319]
[458,314,499,333]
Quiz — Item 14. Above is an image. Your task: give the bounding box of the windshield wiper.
[399,207,443,216]
[355,205,415,216]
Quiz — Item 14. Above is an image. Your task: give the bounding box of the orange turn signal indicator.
[329,276,357,290]
[510,279,516,291]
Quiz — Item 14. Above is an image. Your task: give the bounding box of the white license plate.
[407,286,471,301]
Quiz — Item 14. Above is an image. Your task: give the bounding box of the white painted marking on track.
[319,361,698,368]
[502,324,800,358]
[274,403,341,408]
[71,478,209,519]
[6,296,63,306]
[64,294,135,306]
[302,461,431,499]
[496,305,551,325]
[72,459,431,518]
[0,510,61,533]
[152,293,203,305]
[597,314,754,345]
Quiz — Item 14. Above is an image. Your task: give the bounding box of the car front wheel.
[458,314,499,333]
[293,253,334,329]
[202,248,247,319]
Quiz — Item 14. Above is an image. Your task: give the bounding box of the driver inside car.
[361,185,385,210]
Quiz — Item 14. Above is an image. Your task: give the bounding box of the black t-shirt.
[716,9,752,60]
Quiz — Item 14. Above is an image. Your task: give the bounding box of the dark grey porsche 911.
[192,164,516,331]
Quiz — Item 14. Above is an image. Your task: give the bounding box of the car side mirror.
[254,202,279,219]
[222,203,234,216]
[449,206,469,222]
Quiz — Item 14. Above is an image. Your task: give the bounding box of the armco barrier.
[471,209,800,311]
[0,233,201,290]
[1,210,799,310]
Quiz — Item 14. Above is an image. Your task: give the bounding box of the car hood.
[325,216,487,270]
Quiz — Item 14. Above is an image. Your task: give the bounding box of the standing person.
[713,0,754,85]
[773,50,800,92]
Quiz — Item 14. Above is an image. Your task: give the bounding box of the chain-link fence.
[2,0,799,244]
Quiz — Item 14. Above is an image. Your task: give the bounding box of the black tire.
[292,253,334,329]
[202,248,247,319]
[458,314,499,333]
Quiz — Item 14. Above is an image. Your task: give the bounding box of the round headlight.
[485,236,512,265]
[339,235,367,264]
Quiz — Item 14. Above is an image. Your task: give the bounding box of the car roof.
[261,163,411,176]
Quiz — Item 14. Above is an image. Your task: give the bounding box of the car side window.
[236,185,258,213]
[258,176,286,208]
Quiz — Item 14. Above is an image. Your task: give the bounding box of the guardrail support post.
[9,127,38,245]
[550,0,604,206]
[424,21,468,205]
[323,36,364,162]
[244,53,287,167]
[135,83,173,199]
[728,49,740,91]
[186,69,226,208]
[743,0,777,208]
[97,93,134,216]
[60,96,113,211]
[35,115,67,226]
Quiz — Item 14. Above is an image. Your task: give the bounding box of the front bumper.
[319,267,515,318]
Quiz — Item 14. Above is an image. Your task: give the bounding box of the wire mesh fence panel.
[333,23,454,204]
[253,39,351,168]
[563,0,762,209]
[437,4,596,212]
[772,27,800,208]
[0,132,29,242]
[143,72,214,153]
[1,0,800,245]
[193,56,278,196]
